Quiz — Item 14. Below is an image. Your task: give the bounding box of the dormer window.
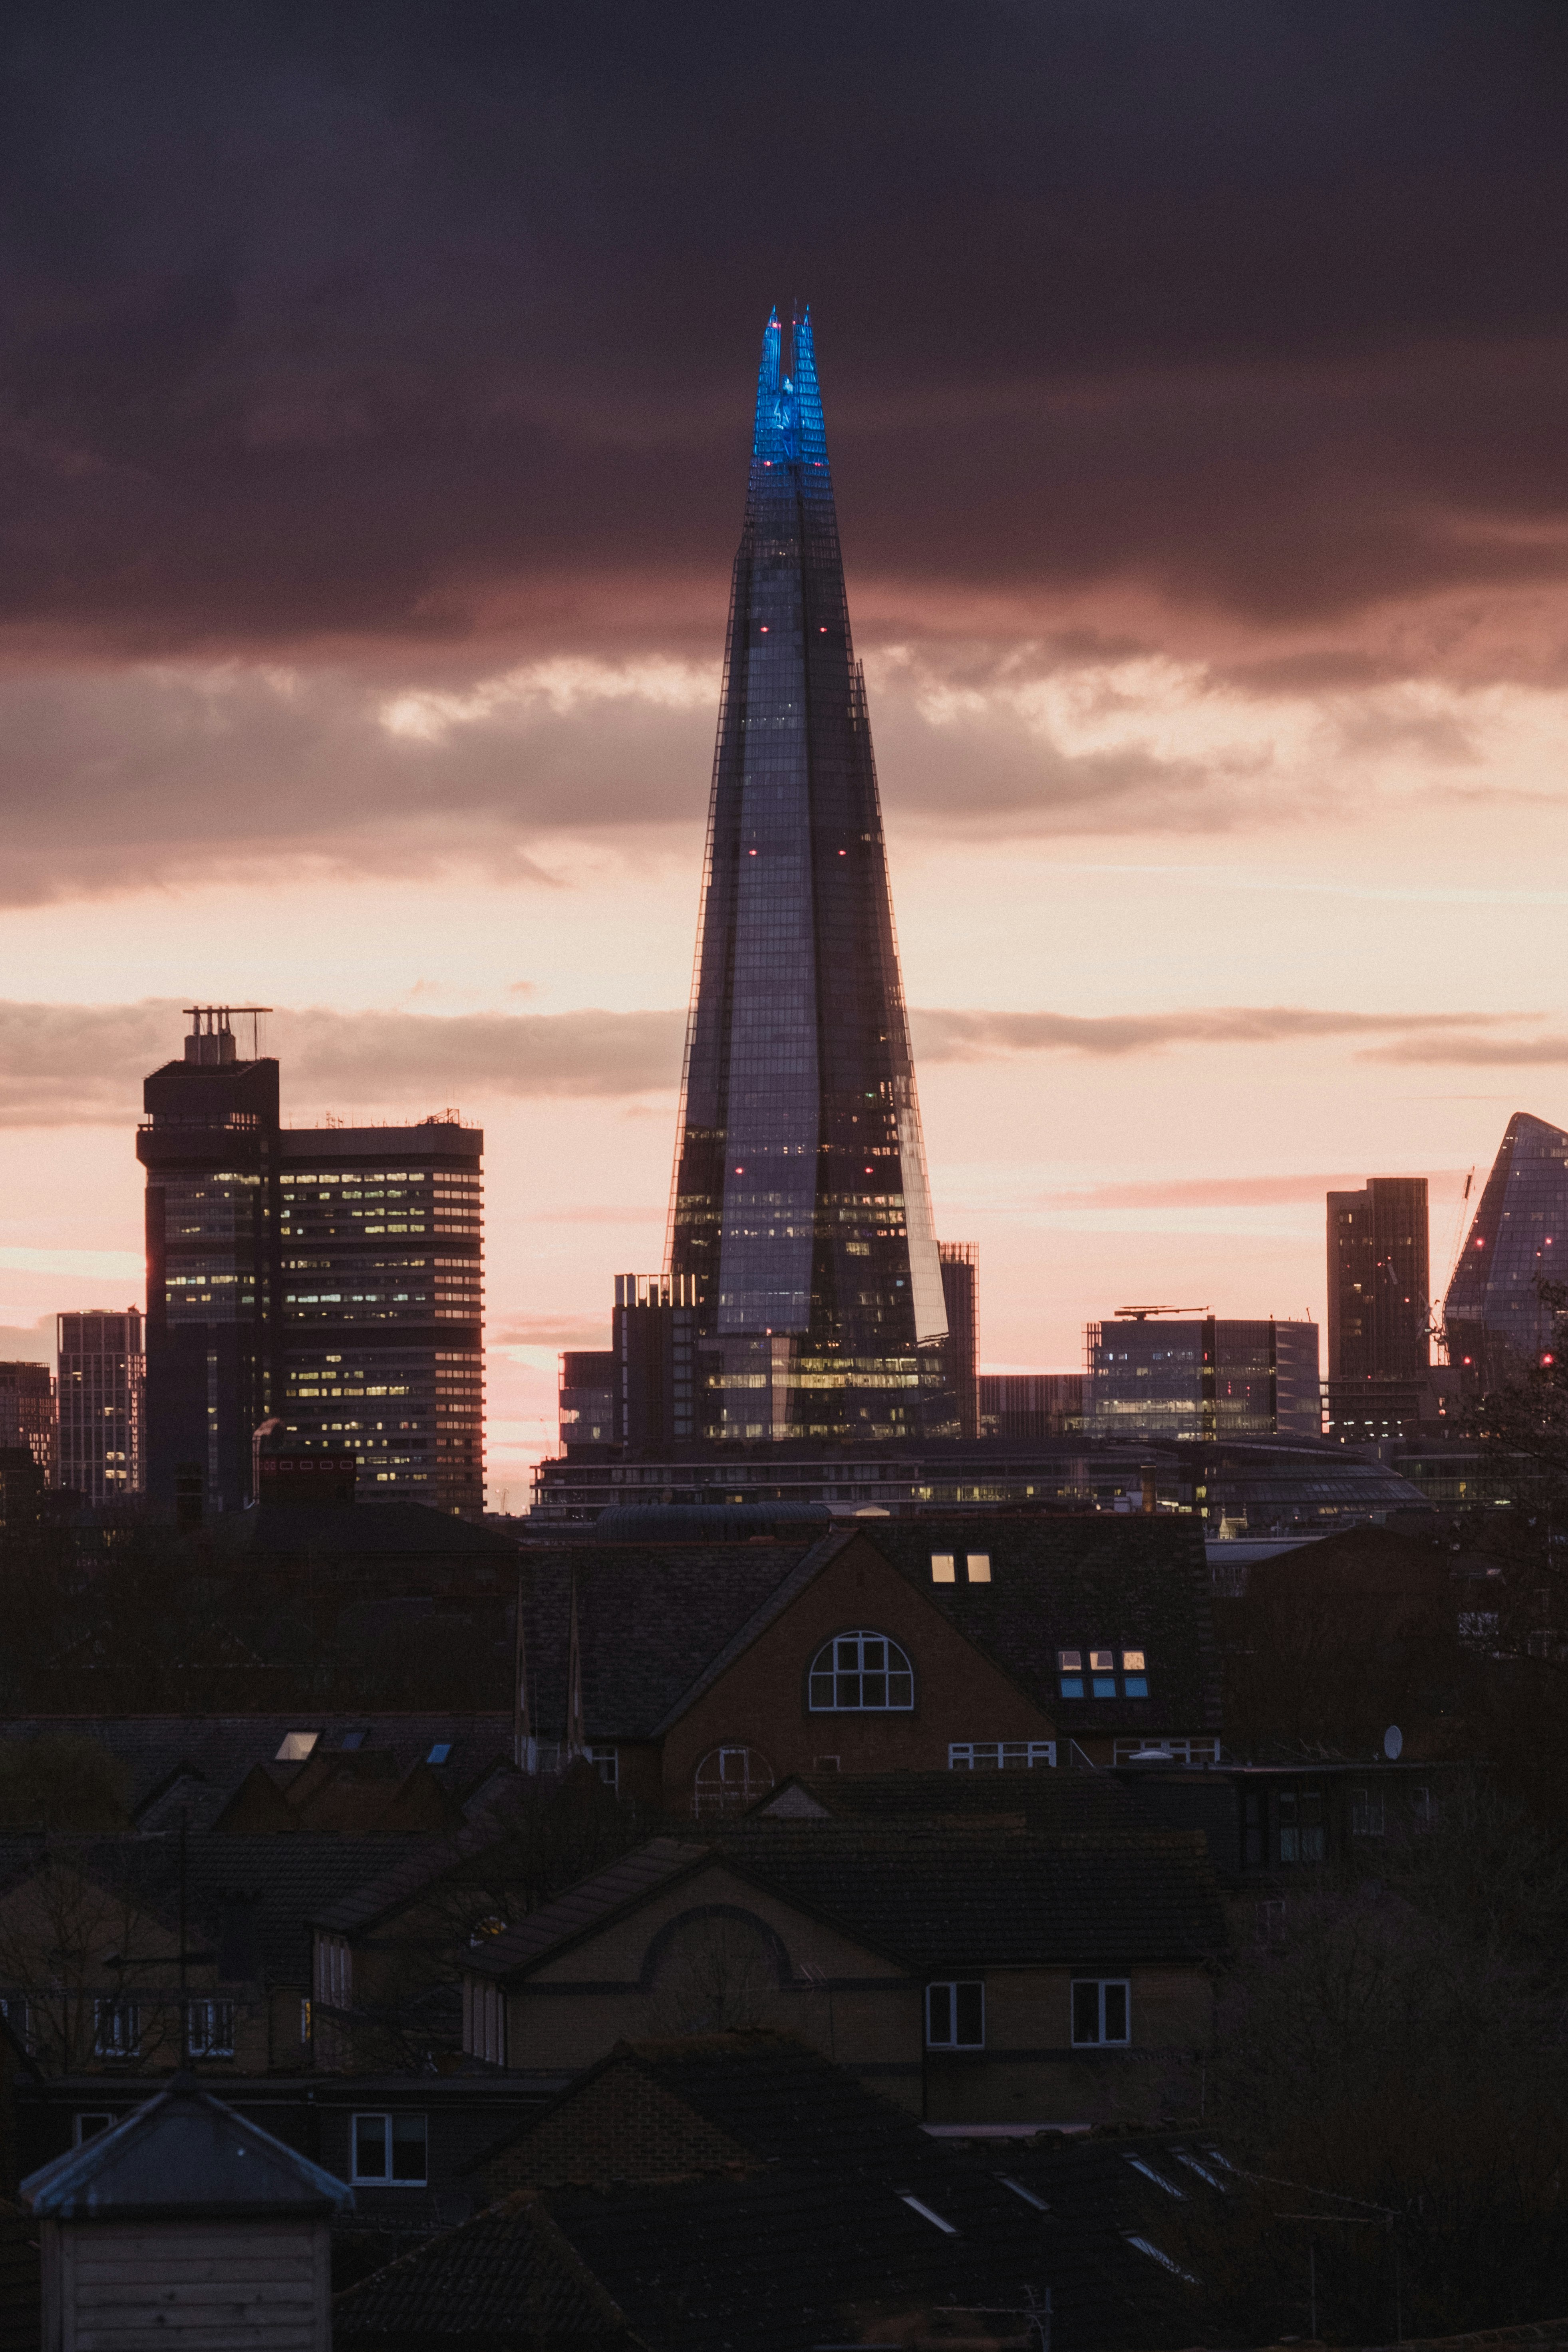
[1089,1651,1116,1697]
[1057,1649,1084,1698]
[966,1553,991,1583]
[1122,1650,1149,1698]
[930,1553,956,1583]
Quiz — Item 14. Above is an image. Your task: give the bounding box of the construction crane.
[1113,1305,1211,1322]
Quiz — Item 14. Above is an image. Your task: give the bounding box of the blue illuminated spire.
[669,308,950,1446]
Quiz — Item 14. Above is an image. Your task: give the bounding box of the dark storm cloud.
[1,1,1566,655]
[0,995,1536,1126]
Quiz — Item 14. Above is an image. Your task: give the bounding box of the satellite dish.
[1383,1725,1403,1760]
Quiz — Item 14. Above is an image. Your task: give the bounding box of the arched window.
[694,1746,775,1817]
[808,1632,914,1712]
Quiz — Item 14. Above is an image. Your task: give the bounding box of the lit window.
[930,1552,956,1583]
[186,2000,235,2058]
[808,1632,914,1712]
[352,2112,427,2185]
[966,1553,991,1583]
[1057,1647,1084,1700]
[1071,1979,1130,2046]
[926,1981,985,2048]
[1122,1650,1145,1671]
[276,1731,319,1762]
[1090,1651,1114,1671]
[694,1746,775,1814]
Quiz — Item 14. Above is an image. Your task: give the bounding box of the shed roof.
[21,2075,354,2220]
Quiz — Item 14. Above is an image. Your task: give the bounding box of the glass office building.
[1084,1315,1322,1441]
[57,1310,144,1503]
[1445,1110,1568,1386]
[668,308,948,1443]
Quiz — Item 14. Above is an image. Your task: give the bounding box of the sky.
[3,0,1568,1504]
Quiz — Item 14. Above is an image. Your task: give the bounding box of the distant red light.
[1545,1354,1556,1366]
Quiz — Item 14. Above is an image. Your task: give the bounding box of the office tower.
[0,1362,56,1484]
[279,1118,485,1516]
[137,1009,283,1515]
[978,1373,1084,1441]
[56,1310,144,1503]
[1084,1314,1321,1441]
[1445,1111,1568,1387]
[667,308,948,1444]
[1327,1178,1430,1379]
[560,1352,617,1451]
[610,1274,698,1448]
[938,1244,979,1441]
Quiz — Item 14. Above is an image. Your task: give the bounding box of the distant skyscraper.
[278,1119,485,1516]
[978,1373,1084,1441]
[1445,1111,1568,1386]
[139,1011,485,1517]
[1085,1314,1321,1442]
[56,1310,144,1503]
[137,1009,283,1515]
[0,1361,57,1485]
[1327,1177,1430,1381]
[939,1244,979,1441]
[668,308,948,1443]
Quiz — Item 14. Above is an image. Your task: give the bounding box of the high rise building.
[278,1119,485,1516]
[137,1009,283,1515]
[1327,1178,1430,1380]
[138,1012,485,1517]
[560,1352,616,1451]
[56,1311,144,1503]
[1084,1314,1321,1442]
[938,1245,979,1441]
[1445,1111,1568,1387]
[610,1274,698,1449]
[978,1374,1084,1441]
[667,308,948,1445]
[0,1362,57,1484]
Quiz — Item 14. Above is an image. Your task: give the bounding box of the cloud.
[0,998,1551,1129]
[1363,1032,1568,1067]
[0,1320,55,1366]
[491,1316,613,1351]
[910,1006,1531,1061]
[1039,1170,1471,1209]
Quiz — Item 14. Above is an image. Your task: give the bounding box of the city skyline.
[1,6,1567,1501]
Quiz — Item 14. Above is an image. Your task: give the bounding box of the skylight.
[900,2194,957,2235]
[998,2175,1047,2211]
[1124,2155,1186,2197]
[276,1731,319,1762]
[1125,2235,1199,2283]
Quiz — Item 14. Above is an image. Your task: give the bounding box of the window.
[93,1999,141,2059]
[808,1632,914,1712]
[315,1933,352,2008]
[300,1998,312,2043]
[1174,2149,1226,2188]
[949,1741,1056,1769]
[1122,1649,1149,1698]
[586,1746,618,1791]
[813,1755,840,1772]
[276,1730,319,1762]
[339,1730,367,1751]
[1125,2235,1199,2283]
[926,1981,984,2048]
[930,1552,956,1583]
[1114,1737,1219,1765]
[1350,1787,1385,1838]
[998,2175,1047,2211]
[1071,1979,1130,2046]
[465,1978,507,2067]
[1125,2154,1185,2196]
[352,2112,428,2185]
[694,1746,775,1815]
[74,2112,114,2146]
[1089,1650,1116,1698]
[186,2000,235,2058]
[1057,1649,1084,1699]
[0,1997,33,2054]
[900,2194,958,2234]
[426,1742,452,1765]
[1278,1787,1325,1864]
[1413,1784,1436,1829]
[966,1553,992,1583]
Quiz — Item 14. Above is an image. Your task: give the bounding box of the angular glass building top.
[1445,1110,1568,1382]
[669,309,947,1442]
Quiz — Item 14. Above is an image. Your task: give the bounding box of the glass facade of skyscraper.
[668,309,949,1443]
[1084,1316,1322,1442]
[1445,1111,1568,1386]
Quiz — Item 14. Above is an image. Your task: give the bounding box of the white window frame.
[463,1977,507,2068]
[185,1998,236,2058]
[351,2110,428,2186]
[92,1998,141,2059]
[1112,1738,1219,1764]
[693,1745,775,1817]
[926,1980,985,2049]
[1070,1978,1131,2047]
[73,2111,114,2146]
[807,1630,915,1713]
[1350,1787,1385,1837]
[948,1741,1056,1769]
[314,1932,352,2009]
[586,1745,618,1791]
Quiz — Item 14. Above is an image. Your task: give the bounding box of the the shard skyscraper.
[668,308,950,1444]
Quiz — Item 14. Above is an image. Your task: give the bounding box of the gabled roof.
[21,2076,353,2219]
[471,1819,1225,1985]
[334,2189,640,2346]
